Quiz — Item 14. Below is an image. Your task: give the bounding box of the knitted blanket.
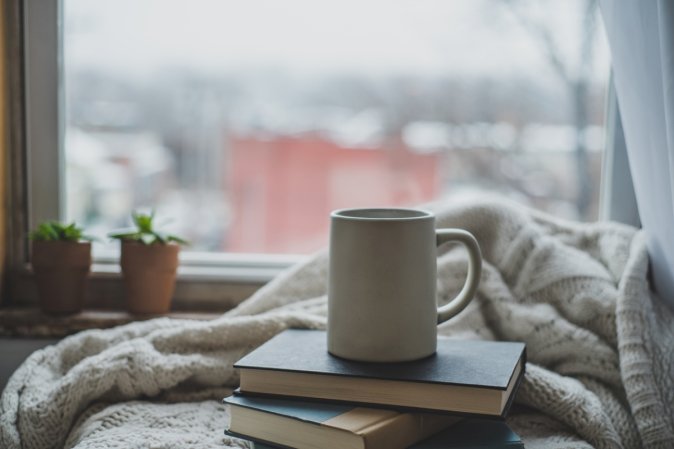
[1,199,673,449]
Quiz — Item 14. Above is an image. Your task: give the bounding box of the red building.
[226,135,441,253]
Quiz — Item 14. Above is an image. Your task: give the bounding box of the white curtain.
[600,0,674,309]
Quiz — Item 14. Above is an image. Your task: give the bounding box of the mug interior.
[333,208,432,220]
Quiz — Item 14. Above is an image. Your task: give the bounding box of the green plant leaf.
[131,211,154,234]
[30,221,89,242]
[108,230,141,240]
[167,235,189,245]
[109,211,187,246]
[152,231,166,245]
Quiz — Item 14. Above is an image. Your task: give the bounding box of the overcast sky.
[64,0,610,83]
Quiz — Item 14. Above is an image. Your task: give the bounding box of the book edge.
[235,339,526,391]
[225,429,296,449]
[499,348,527,419]
[226,404,365,449]
[233,388,509,420]
[226,395,403,432]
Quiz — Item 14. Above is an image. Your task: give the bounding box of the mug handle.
[436,229,482,324]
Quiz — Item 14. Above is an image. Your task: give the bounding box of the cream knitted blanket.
[1,199,673,449]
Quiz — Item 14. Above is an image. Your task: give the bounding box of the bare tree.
[500,0,599,219]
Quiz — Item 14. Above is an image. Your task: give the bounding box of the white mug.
[327,208,482,362]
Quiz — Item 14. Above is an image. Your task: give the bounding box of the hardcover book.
[234,329,526,418]
[246,418,523,449]
[225,394,460,449]
[408,419,523,448]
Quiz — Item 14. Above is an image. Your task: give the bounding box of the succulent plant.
[29,221,92,242]
[109,211,188,245]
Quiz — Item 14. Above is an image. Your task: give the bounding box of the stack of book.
[224,329,526,449]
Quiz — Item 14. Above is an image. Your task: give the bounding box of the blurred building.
[225,135,441,253]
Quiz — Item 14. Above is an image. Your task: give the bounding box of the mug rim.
[331,207,434,221]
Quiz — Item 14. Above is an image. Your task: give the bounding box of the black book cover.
[235,329,526,418]
[236,329,525,390]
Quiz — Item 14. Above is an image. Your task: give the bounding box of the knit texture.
[1,199,673,449]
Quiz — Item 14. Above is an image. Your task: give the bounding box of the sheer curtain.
[600,0,674,308]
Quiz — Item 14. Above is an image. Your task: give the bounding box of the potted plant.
[109,212,187,314]
[30,221,92,314]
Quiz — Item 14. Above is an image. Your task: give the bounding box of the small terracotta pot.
[31,241,92,314]
[120,241,179,314]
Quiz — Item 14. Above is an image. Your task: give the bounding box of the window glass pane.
[64,0,610,254]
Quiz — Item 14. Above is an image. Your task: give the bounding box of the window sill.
[5,253,304,311]
[0,307,223,338]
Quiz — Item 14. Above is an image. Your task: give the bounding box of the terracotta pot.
[31,241,92,314]
[120,241,179,314]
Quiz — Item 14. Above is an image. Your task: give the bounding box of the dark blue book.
[408,419,523,448]
[225,394,460,449]
[235,329,526,418]
[246,418,523,449]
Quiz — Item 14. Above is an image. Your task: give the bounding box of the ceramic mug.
[327,208,482,362]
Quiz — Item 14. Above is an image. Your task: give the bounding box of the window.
[11,0,611,308]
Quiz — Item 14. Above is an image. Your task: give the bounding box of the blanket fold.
[1,199,673,449]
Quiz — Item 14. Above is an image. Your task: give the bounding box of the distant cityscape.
[63,0,608,254]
